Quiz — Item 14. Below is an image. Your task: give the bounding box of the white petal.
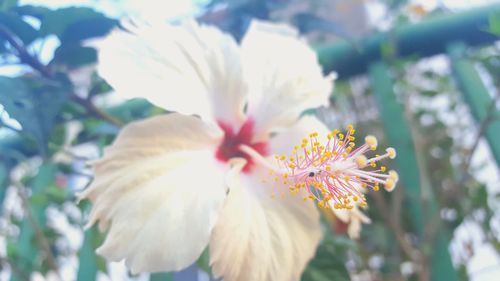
[329,204,371,239]
[268,115,330,156]
[241,20,335,141]
[97,20,246,125]
[80,114,231,273]
[209,165,322,281]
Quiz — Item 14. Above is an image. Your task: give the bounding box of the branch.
[15,184,61,278]
[0,25,51,77]
[71,95,124,127]
[0,25,124,128]
[462,90,500,172]
[0,257,30,281]
[371,191,423,263]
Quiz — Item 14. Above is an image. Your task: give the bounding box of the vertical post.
[448,42,500,166]
[77,226,99,281]
[368,61,458,281]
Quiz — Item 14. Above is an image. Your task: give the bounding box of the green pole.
[448,42,500,166]
[368,61,458,281]
[318,4,500,79]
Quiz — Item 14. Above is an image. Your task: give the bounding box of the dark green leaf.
[0,76,69,156]
[0,11,38,45]
[13,5,51,19]
[488,11,500,35]
[150,273,173,281]
[52,44,97,67]
[39,7,111,40]
[301,234,352,281]
[77,227,99,281]
[0,163,8,213]
[14,164,57,279]
[60,17,117,44]
[0,0,17,12]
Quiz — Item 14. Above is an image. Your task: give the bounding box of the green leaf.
[0,76,69,156]
[301,234,352,281]
[77,227,99,281]
[13,5,51,19]
[0,163,8,213]
[60,17,117,44]
[150,273,173,281]
[52,44,97,67]
[488,10,500,35]
[0,0,17,12]
[39,7,113,41]
[0,11,38,45]
[13,164,57,280]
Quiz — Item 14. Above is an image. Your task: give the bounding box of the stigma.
[272,124,398,210]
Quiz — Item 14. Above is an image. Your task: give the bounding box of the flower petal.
[241,20,335,141]
[209,165,322,281]
[329,204,371,239]
[97,20,246,125]
[80,114,230,273]
[268,115,330,156]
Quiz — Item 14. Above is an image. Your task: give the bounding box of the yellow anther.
[384,178,396,192]
[365,135,378,150]
[283,173,288,179]
[353,196,358,202]
[294,145,299,150]
[338,134,344,140]
[348,136,355,141]
[346,147,352,153]
[386,147,397,159]
[289,156,295,161]
[370,162,377,168]
[274,177,279,182]
[332,129,339,135]
[327,133,332,139]
[344,176,350,181]
[389,170,399,182]
[279,155,286,160]
[288,163,296,169]
[347,124,354,130]
[380,166,386,172]
[373,185,380,191]
[325,165,332,171]
[355,155,368,168]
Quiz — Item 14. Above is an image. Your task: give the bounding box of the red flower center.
[215,119,268,173]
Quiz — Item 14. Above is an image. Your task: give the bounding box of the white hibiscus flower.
[79,19,336,280]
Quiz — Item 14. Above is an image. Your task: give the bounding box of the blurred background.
[0,0,499,280]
